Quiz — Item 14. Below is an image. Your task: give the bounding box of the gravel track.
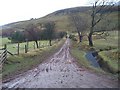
[2,39,118,88]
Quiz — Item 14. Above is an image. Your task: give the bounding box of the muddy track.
[2,39,118,88]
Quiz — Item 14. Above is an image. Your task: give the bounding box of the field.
[83,31,118,50]
[0,37,57,55]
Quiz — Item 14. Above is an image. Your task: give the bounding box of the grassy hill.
[1,6,119,36]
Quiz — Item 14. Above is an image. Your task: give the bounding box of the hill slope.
[1,6,119,36]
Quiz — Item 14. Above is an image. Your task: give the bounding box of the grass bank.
[70,31,118,76]
[99,49,119,74]
[70,40,106,74]
[2,38,65,82]
[83,31,119,74]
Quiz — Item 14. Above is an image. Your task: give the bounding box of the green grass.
[0,37,58,55]
[83,31,118,51]
[70,31,118,75]
[70,42,90,67]
[70,41,105,74]
[99,50,119,73]
[6,40,49,54]
[2,38,65,81]
[0,37,11,48]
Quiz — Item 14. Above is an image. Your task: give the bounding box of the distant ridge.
[1,6,118,33]
[45,6,91,16]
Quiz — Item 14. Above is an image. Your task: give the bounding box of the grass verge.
[99,50,119,73]
[70,40,110,74]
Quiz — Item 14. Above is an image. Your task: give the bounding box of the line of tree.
[8,22,67,48]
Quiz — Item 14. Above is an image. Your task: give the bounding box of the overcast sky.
[0,0,118,26]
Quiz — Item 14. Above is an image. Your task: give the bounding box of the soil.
[2,39,118,88]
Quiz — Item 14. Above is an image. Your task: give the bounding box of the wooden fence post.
[17,42,19,55]
[26,41,29,51]
[4,44,7,60]
[25,45,27,53]
[4,44,7,50]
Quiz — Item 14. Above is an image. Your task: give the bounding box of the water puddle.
[85,51,100,68]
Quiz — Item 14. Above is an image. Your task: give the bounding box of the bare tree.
[25,24,40,48]
[69,13,88,42]
[88,0,114,46]
[44,22,55,46]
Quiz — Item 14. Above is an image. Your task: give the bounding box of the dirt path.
[3,39,118,88]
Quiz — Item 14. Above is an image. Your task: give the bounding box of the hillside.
[1,6,119,36]
[1,7,90,30]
